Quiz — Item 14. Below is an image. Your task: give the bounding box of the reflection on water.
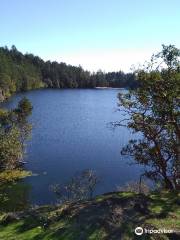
[0,182,31,212]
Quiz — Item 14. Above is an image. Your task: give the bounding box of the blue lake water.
[1,89,143,206]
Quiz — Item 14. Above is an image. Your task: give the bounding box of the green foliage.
[15,97,33,120]
[0,170,32,184]
[0,99,32,200]
[0,181,31,212]
[0,127,22,170]
[0,46,44,99]
[0,97,32,172]
[118,45,180,190]
[0,45,137,100]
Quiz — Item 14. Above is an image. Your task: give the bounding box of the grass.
[0,191,179,240]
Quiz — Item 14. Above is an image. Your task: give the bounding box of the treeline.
[0,45,137,100]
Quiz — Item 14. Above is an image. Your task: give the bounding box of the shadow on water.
[0,181,31,212]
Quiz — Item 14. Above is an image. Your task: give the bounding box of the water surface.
[1,89,143,206]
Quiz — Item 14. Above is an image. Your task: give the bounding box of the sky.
[0,0,180,72]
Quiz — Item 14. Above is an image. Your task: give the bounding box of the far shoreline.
[94,87,124,89]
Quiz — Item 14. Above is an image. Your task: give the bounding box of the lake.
[1,89,143,207]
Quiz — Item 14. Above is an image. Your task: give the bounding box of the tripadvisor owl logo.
[135,227,143,235]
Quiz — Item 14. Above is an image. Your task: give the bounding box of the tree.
[0,98,33,170]
[117,45,180,190]
[15,97,33,120]
[0,126,22,169]
[0,45,137,95]
[14,97,33,153]
[50,170,99,203]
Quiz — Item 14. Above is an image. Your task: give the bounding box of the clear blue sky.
[0,0,179,72]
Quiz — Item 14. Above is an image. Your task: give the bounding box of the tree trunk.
[164,177,174,190]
